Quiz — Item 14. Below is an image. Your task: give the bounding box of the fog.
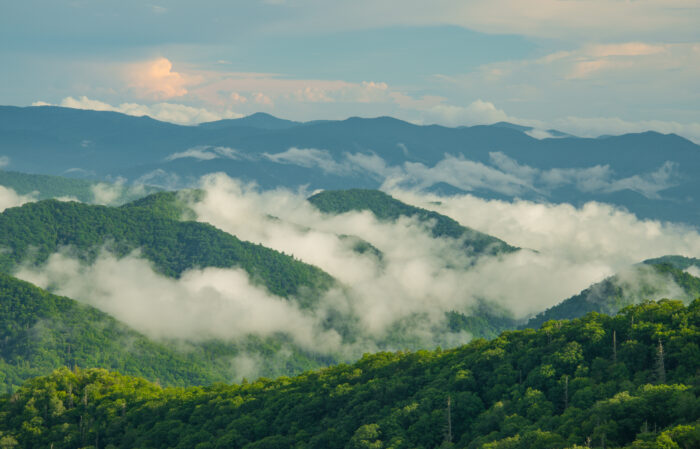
[0,186,35,212]
[12,173,700,377]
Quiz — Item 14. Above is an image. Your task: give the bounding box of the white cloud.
[686,266,700,278]
[230,92,248,104]
[263,147,681,200]
[166,146,243,162]
[525,129,559,139]
[90,179,149,206]
[34,96,242,125]
[263,148,350,175]
[253,92,274,106]
[13,173,700,370]
[422,99,511,126]
[0,186,35,212]
[16,250,341,352]
[492,153,680,199]
[385,155,535,196]
[133,169,182,189]
[192,174,700,322]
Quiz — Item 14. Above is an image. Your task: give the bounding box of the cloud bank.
[261,148,681,200]
[0,186,35,212]
[13,174,700,378]
[33,96,242,126]
[166,146,244,162]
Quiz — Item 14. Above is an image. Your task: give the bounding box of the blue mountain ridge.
[1,105,698,227]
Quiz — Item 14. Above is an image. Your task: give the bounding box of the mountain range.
[2,106,699,227]
[0,185,698,394]
[1,107,699,447]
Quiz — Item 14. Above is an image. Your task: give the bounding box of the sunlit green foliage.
[1,299,697,448]
[0,195,334,299]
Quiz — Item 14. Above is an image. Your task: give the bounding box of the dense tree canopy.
[1,299,697,448]
[0,269,338,395]
[0,195,335,300]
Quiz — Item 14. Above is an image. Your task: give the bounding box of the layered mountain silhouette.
[2,106,699,226]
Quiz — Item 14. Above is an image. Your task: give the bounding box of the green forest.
[0,193,334,300]
[0,170,159,204]
[0,299,698,448]
[0,171,98,202]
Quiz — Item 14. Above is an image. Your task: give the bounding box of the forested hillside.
[0,194,334,299]
[525,259,700,329]
[308,189,517,256]
[0,170,158,204]
[0,273,225,392]
[0,171,97,202]
[1,299,697,448]
[0,271,336,394]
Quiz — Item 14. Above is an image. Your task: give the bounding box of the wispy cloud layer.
[33,96,242,125]
[166,146,243,162]
[261,148,682,200]
[12,174,700,377]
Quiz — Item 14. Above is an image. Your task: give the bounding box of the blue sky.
[2,0,699,140]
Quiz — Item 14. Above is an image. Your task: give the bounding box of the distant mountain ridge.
[1,105,699,227]
[198,112,303,130]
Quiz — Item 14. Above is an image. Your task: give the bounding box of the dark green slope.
[525,257,700,329]
[0,272,224,393]
[0,272,331,393]
[0,170,97,202]
[308,189,517,256]
[0,170,159,204]
[0,195,334,300]
[1,300,698,449]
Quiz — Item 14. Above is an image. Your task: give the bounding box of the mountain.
[308,189,518,256]
[0,272,224,393]
[0,170,159,204]
[0,193,334,300]
[0,272,333,394]
[0,170,98,202]
[2,106,700,227]
[525,256,700,329]
[198,112,303,130]
[1,299,697,448]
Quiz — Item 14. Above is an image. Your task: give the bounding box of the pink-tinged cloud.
[230,92,248,104]
[253,92,274,106]
[126,57,192,100]
[587,42,665,58]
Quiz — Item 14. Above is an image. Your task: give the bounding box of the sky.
[1,0,699,140]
